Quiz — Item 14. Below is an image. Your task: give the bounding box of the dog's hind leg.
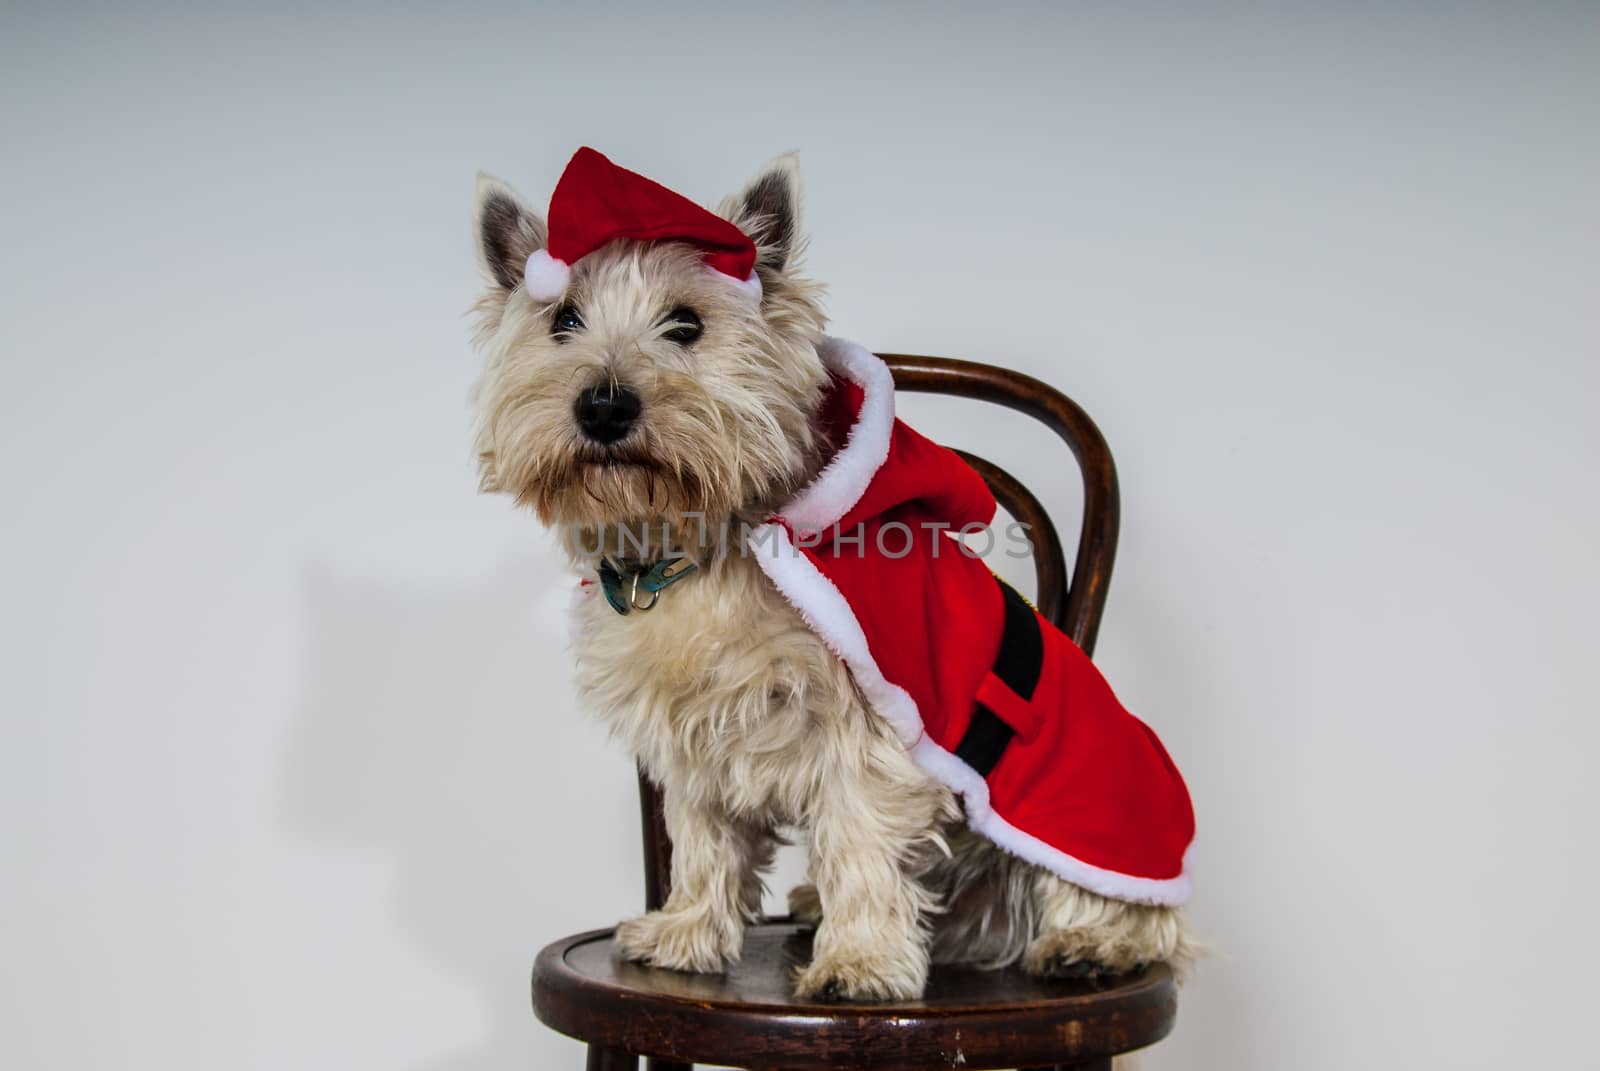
[1023,870,1194,979]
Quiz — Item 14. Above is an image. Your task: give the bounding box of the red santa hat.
[522,147,762,302]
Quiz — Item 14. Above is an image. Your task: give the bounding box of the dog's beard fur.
[468,156,1191,1001]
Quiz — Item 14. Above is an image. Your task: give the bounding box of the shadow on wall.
[281,554,639,1070]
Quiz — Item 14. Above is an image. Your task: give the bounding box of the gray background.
[3,3,1597,1068]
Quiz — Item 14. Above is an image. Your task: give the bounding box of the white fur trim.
[719,268,763,301]
[970,805,1195,907]
[523,249,571,301]
[777,337,897,532]
[752,343,1193,906]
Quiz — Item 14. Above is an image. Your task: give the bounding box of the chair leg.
[645,1060,690,1071]
[585,1045,637,1071]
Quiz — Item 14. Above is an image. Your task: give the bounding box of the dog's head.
[469,156,828,543]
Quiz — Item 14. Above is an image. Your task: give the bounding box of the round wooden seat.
[533,921,1177,1070]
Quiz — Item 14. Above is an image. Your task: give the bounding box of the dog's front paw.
[614,910,740,974]
[793,945,926,1002]
[1023,927,1146,980]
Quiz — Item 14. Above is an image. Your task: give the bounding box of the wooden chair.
[532,353,1177,1070]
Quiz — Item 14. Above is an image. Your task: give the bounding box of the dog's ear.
[733,153,802,273]
[474,173,547,293]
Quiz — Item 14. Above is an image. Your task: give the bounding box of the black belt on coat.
[953,579,1046,777]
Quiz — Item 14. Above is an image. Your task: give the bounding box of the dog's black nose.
[574,383,641,444]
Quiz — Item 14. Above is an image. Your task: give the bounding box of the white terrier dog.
[470,149,1194,1001]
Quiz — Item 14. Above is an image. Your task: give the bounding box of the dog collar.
[597,556,699,616]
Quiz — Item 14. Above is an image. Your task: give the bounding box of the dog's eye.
[551,304,584,341]
[660,307,703,346]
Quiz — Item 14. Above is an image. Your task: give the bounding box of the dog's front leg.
[793,767,938,1001]
[614,781,767,973]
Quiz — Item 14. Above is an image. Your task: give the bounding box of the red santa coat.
[751,338,1195,906]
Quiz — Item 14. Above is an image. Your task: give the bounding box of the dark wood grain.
[643,1058,689,1071]
[536,924,1174,1070]
[636,767,670,912]
[585,1045,636,1071]
[952,449,1069,630]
